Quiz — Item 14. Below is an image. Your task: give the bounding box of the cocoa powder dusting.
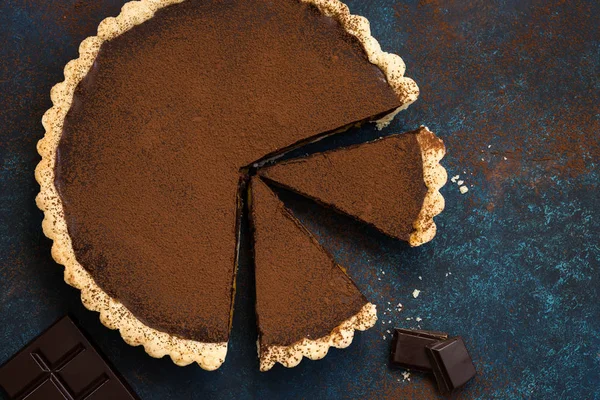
[55,0,400,342]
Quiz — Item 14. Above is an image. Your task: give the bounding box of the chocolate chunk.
[426,337,477,395]
[390,328,449,371]
[0,316,137,400]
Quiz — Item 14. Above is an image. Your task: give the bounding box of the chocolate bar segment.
[426,337,476,395]
[0,316,137,400]
[390,328,448,371]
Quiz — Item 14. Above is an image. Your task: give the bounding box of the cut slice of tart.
[260,127,447,247]
[249,177,377,371]
[35,0,418,370]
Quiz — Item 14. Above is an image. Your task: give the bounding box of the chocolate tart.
[249,177,376,371]
[260,127,447,246]
[35,0,418,370]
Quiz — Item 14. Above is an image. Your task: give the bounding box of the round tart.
[36,0,418,370]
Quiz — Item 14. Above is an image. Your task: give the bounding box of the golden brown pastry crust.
[409,127,448,247]
[259,302,377,371]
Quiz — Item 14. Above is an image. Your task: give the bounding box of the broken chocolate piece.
[0,316,137,400]
[390,328,449,371]
[426,337,477,395]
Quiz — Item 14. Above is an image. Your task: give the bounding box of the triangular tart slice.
[249,177,377,371]
[260,127,447,246]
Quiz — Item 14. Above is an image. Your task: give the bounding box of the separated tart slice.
[249,177,377,371]
[260,127,447,247]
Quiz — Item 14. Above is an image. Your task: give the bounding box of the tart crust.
[259,303,377,371]
[409,127,448,247]
[35,0,417,370]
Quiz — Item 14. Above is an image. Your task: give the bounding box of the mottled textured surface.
[52,0,401,344]
[0,0,598,399]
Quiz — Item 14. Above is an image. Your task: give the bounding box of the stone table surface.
[0,0,598,399]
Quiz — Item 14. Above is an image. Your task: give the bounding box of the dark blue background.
[1,0,598,399]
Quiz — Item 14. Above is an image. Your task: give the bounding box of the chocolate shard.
[425,337,477,395]
[390,328,449,371]
[0,316,138,400]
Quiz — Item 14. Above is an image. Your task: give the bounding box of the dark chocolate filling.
[54,0,400,343]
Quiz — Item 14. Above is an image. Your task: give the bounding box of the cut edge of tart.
[259,302,378,372]
[35,0,416,370]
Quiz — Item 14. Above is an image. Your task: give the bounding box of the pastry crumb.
[418,276,422,280]
[415,317,422,322]
[412,289,420,298]
[451,175,459,183]
[457,180,464,185]
[459,186,469,194]
[402,371,411,381]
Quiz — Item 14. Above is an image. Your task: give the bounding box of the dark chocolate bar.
[390,328,448,371]
[425,337,477,395]
[0,316,138,400]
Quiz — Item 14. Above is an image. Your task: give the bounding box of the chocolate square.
[426,337,477,395]
[390,328,448,371]
[0,316,138,400]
